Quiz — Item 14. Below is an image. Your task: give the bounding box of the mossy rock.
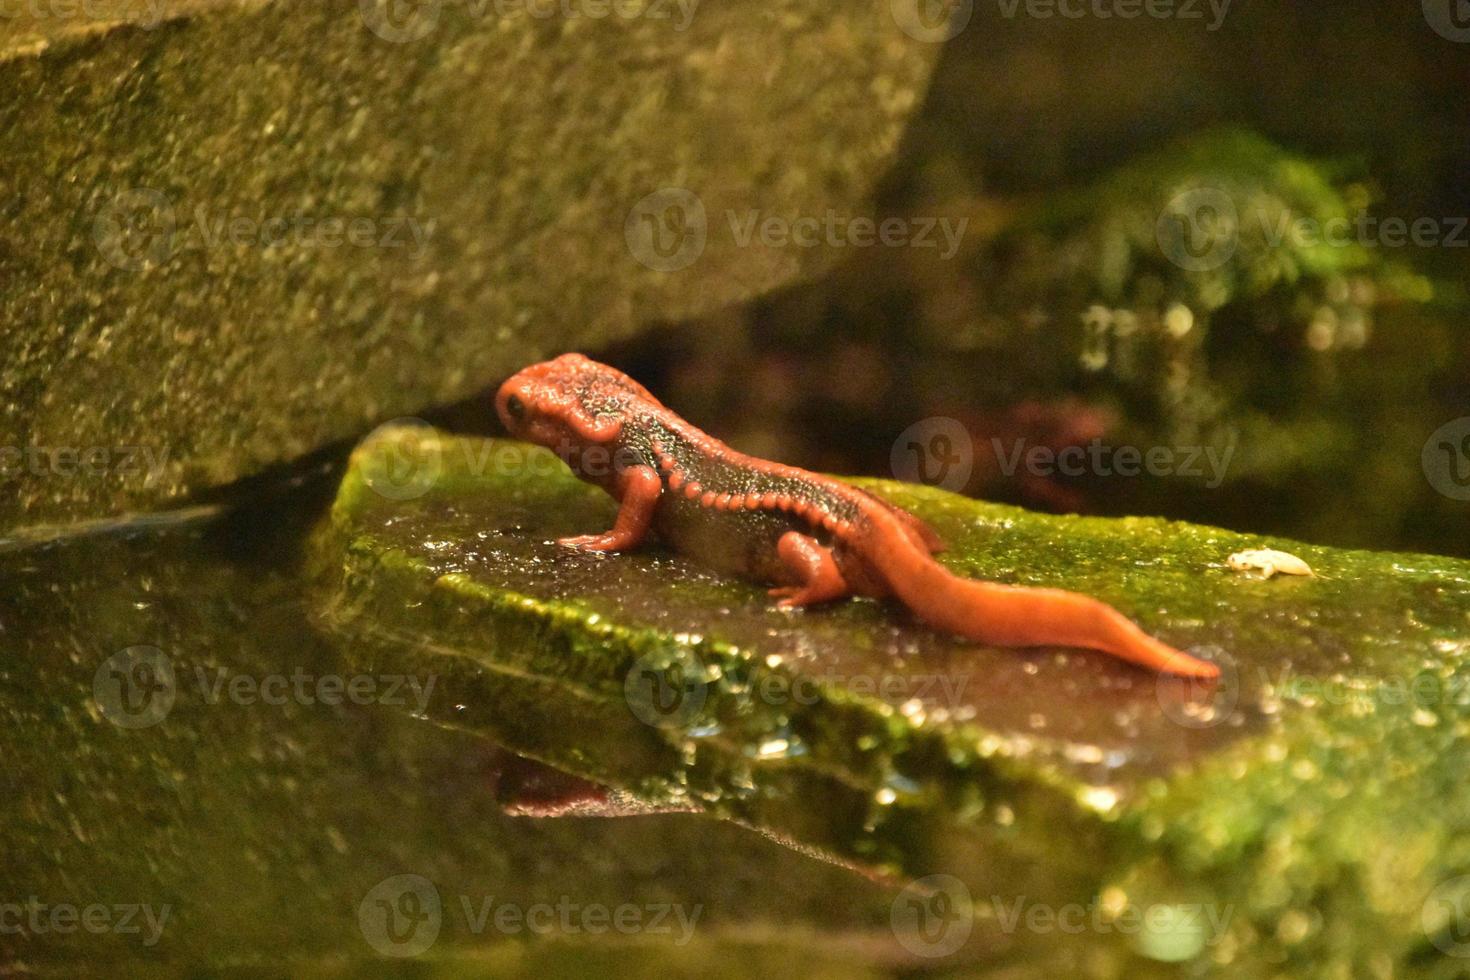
[313,423,1470,975]
[0,488,921,975]
[0,0,940,534]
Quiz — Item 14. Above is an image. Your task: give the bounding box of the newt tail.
[854,509,1217,677]
[495,353,1219,680]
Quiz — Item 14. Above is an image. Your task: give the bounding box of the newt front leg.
[557,464,662,552]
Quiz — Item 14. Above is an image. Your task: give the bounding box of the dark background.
[599,1,1470,557]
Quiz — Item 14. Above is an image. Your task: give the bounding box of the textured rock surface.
[0,500,904,974]
[0,0,940,533]
[315,425,1470,975]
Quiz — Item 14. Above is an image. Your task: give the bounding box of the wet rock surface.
[0,478,910,975]
[314,424,1470,975]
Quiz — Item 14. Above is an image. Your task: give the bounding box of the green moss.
[1017,127,1410,308]
[315,424,1470,975]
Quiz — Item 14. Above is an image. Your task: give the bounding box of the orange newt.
[496,353,1219,679]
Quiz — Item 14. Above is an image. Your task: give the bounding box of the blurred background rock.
[608,2,1470,557]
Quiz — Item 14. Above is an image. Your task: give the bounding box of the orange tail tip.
[866,516,1220,678]
[1134,636,1221,679]
[943,580,1223,679]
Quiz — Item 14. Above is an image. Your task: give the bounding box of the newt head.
[496,353,663,447]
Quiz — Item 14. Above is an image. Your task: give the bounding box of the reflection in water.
[0,468,911,973]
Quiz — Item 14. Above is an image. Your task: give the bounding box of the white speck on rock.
[1227,548,1315,578]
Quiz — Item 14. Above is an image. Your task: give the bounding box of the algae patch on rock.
[314,423,1470,974]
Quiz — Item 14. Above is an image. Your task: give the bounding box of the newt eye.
[505,394,526,421]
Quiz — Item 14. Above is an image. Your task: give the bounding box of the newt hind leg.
[768,531,851,608]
